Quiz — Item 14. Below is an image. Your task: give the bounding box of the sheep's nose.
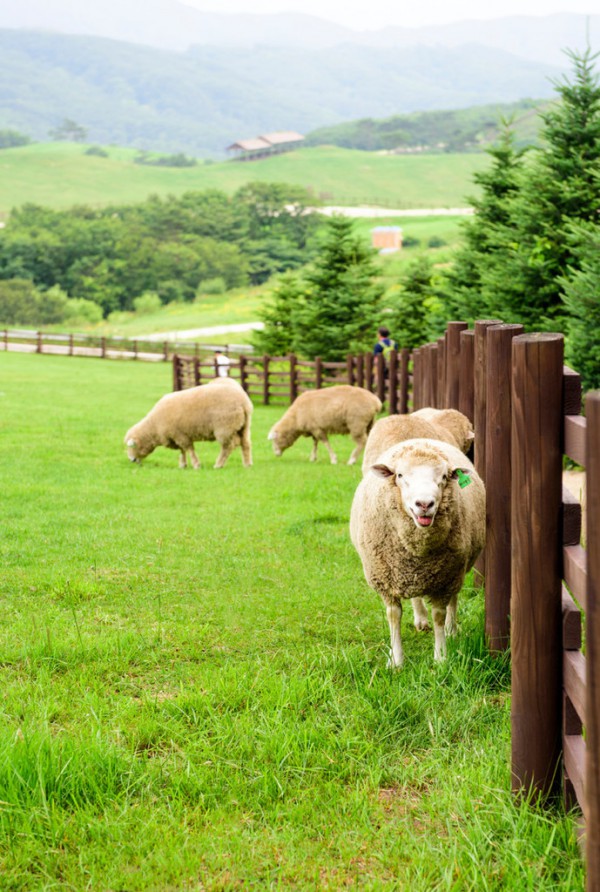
[416,500,434,511]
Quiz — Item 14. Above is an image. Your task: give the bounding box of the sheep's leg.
[347,433,367,466]
[321,436,337,465]
[189,447,200,470]
[214,440,234,469]
[240,425,253,467]
[309,438,319,462]
[432,605,448,661]
[445,592,458,636]
[178,450,187,469]
[411,597,431,631]
[386,603,403,668]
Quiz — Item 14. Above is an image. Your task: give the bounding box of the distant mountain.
[0,29,564,157]
[0,0,597,67]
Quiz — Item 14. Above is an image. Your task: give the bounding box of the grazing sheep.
[124,377,253,469]
[361,408,474,472]
[268,385,382,465]
[350,438,485,666]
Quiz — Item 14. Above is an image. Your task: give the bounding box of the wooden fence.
[0,328,252,362]
[173,349,412,414]
[414,323,598,887]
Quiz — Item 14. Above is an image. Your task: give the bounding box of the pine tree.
[481,50,600,328]
[561,223,600,392]
[292,217,383,360]
[386,255,435,349]
[252,272,304,356]
[438,125,526,323]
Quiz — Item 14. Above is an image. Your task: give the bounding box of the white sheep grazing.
[361,408,473,474]
[350,438,485,666]
[268,385,382,465]
[124,377,253,469]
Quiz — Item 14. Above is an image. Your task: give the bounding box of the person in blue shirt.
[373,326,397,360]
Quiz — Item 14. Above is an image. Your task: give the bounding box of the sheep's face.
[125,436,145,463]
[371,457,466,529]
[267,425,296,455]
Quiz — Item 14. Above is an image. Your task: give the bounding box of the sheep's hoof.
[387,654,403,670]
[347,457,356,466]
[445,622,458,637]
[330,457,338,465]
[414,620,431,632]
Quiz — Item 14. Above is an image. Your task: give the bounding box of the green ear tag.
[456,470,472,488]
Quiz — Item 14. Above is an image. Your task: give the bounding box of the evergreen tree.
[385,255,435,349]
[439,125,526,323]
[481,50,600,328]
[252,273,304,356]
[292,217,383,360]
[561,222,600,392]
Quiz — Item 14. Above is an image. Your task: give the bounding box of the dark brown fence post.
[473,319,502,585]
[459,329,475,423]
[485,323,524,652]
[346,354,354,386]
[163,341,169,361]
[262,354,270,406]
[193,356,201,385]
[388,349,398,415]
[356,354,364,389]
[437,336,446,408]
[365,353,374,393]
[587,391,600,887]
[375,352,386,405]
[426,343,438,409]
[3,329,7,350]
[100,336,106,359]
[36,331,42,354]
[399,348,409,414]
[445,321,468,410]
[511,333,564,800]
[289,354,298,403]
[412,348,423,410]
[239,355,248,392]
[133,339,138,360]
[172,355,181,391]
[315,356,323,389]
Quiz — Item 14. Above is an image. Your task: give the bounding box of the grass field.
[0,143,489,219]
[0,352,584,890]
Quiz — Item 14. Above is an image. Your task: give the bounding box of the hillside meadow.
[0,351,584,889]
[0,143,489,220]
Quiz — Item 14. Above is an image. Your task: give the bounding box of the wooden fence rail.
[172,349,412,414]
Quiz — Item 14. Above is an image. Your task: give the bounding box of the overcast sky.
[183,1,594,30]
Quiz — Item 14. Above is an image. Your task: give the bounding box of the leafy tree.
[49,118,88,142]
[480,50,600,328]
[0,129,31,149]
[561,223,600,392]
[0,279,41,324]
[292,217,383,360]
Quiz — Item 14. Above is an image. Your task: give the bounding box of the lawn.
[0,143,488,220]
[0,352,583,890]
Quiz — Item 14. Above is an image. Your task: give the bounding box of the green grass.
[0,143,489,219]
[0,352,583,889]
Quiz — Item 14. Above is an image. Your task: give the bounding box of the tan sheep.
[361,408,473,472]
[350,437,485,666]
[124,377,253,469]
[268,385,382,465]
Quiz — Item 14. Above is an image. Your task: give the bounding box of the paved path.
[142,322,264,342]
[316,206,473,218]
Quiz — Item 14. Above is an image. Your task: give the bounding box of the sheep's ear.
[267,430,277,441]
[126,438,136,447]
[371,463,395,478]
[466,430,475,442]
[451,468,472,488]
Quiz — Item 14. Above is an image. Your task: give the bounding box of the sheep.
[124,377,253,469]
[361,407,474,473]
[268,385,382,465]
[350,437,485,666]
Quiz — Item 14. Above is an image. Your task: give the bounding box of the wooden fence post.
[511,332,564,800]
[315,356,323,389]
[485,323,524,652]
[289,354,298,403]
[388,349,398,415]
[399,348,409,414]
[133,339,138,360]
[365,353,374,393]
[356,354,364,390]
[262,355,270,405]
[100,336,106,359]
[437,335,446,408]
[172,355,181,391]
[587,391,600,887]
[426,343,438,409]
[36,331,42,354]
[459,329,475,423]
[163,341,169,361]
[193,356,201,386]
[3,329,7,351]
[239,355,248,392]
[445,321,468,410]
[375,352,386,405]
[346,354,354,386]
[412,348,422,410]
[473,319,502,585]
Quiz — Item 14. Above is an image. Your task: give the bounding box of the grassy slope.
[0,352,584,889]
[0,143,489,219]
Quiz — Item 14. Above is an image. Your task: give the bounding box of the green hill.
[305,99,551,152]
[0,143,490,219]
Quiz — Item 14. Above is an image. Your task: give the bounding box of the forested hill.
[304,100,549,152]
[0,29,562,157]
